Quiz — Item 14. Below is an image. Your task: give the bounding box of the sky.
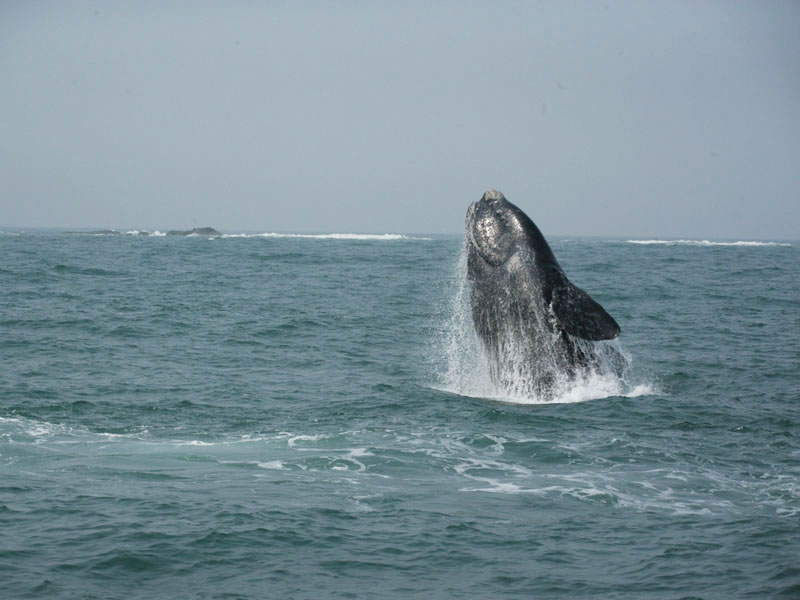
[1,1,798,238]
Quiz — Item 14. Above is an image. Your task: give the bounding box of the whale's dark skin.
[466,190,620,395]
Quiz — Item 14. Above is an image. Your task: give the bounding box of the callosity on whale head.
[464,190,622,397]
[466,190,562,271]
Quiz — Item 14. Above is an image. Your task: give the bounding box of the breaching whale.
[465,190,621,397]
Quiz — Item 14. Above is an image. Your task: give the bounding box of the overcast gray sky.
[1,1,798,238]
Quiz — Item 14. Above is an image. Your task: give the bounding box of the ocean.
[1,230,798,599]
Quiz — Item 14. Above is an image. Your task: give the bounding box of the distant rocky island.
[165,227,221,236]
[79,227,222,237]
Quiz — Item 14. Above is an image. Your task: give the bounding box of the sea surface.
[1,230,798,599]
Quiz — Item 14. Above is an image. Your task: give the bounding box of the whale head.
[465,190,620,342]
[466,190,526,266]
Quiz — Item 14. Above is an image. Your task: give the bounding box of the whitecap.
[626,239,790,247]
[220,232,431,241]
[287,433,327,448]
[123,230,166,236]
[256,460,285,470]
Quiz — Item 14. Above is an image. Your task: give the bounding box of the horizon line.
[1,225,797,243]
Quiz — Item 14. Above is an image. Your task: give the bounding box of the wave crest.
[627,239,790,247]
[220,233,430,240]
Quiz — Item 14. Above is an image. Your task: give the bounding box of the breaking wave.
[627,239,791,247]
[61,231,430,240]
[220,233,431,240]
[125,230,167,236]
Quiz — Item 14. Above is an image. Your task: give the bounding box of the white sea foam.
[220,232,431,240]
[453,455,800,517]
[455,467,723,514]
[257,460,285,470]
[0,416,73,441]
[350,495,377,513]
[124,230,166,236]
[69,230,431,240]
[216,459,287,470]
[342,448,373,472]
[626,239,791,247]
[287,433,328,448]
[502,373,658,405]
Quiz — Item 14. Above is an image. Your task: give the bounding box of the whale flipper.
[551,280,620,341]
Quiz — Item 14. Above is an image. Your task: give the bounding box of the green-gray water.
[1,231,798,599]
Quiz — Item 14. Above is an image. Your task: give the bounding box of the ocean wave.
[626,239,791,247]
[125,230,167,236]
[220,232,431,240]
[5,416,796,518]
[454,461,798,517]
[57,230,431,240]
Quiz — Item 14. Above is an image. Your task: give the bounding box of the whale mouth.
[466,191,517,265]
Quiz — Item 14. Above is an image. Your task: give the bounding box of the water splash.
[433,242,649,404]
[433,242,493,397]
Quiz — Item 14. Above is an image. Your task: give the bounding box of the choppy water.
[1,230,798,599]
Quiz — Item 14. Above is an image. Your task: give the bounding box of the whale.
[465,190,622,397]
